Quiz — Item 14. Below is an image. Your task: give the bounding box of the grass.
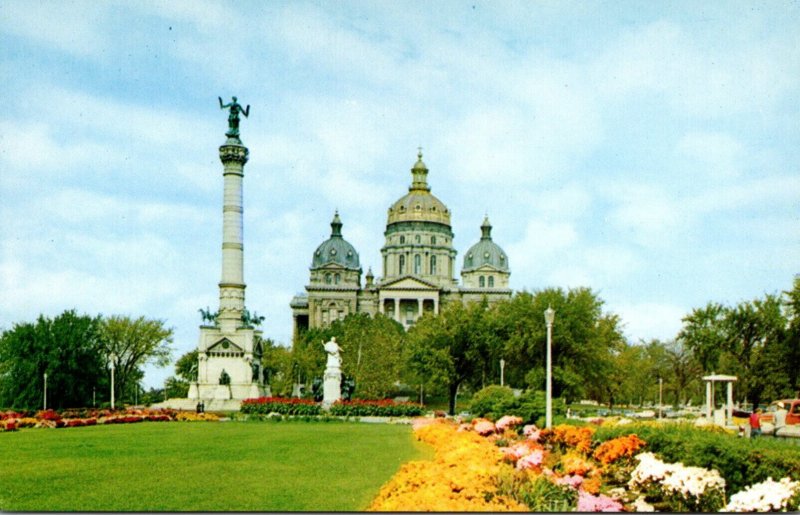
[0,420,431,511]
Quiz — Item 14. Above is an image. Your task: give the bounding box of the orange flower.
[592,434,646,465]
[560,450,597,477]
[541,424,595,454]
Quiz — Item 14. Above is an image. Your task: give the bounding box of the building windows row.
[324,273,342,284]
[395,235,442,245]
[478,276,495,288]
[397,254,442,276]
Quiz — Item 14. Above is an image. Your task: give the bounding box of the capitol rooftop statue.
[218,96,250,138]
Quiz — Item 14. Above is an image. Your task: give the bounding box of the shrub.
[240,397,321,416]
[469,386,516,420]
[469,387,566,424]
[329,399,423,417]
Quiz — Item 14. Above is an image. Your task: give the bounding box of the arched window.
[479,276,485,287]
[400,235,406,244]
[488,276,494,287]
[325,273,332,284]
[399,255,405,274]
[415,235,421,244]
[414,254,421,274]
[430,255,437,275]
[431,236,437,245]
[334,273,341,284]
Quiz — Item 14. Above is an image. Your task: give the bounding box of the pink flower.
[496,415,523,431]
[577,491,623,512]
[516,449,544,470]
[523,424,541,441]
[473,419,496,436]
[556,474,584,489]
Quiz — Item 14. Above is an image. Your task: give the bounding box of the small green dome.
[311,212,361,270]
[462,216,509,272]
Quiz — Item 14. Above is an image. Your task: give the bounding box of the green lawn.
[0,421,431,511]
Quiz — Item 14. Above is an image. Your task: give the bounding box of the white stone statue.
[323,337,342,369]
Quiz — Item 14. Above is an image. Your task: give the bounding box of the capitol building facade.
[290,151,512,336]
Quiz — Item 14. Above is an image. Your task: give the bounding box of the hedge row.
[329,399,424,417]
[240,397,322,416]
[593,422,800,493]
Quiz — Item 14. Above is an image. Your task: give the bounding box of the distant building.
[290,151,511,337]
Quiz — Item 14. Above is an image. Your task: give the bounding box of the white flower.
[632,495,655,512]
[724,477,800,512]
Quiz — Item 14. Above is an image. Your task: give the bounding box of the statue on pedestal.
[323,337,342,369]
[219,96,250,138]
[322,337,343,407]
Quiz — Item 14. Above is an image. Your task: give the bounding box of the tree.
[0,310,107,410]
[175,349,199,382]
[292,313,406,399]
[98,316,174,404]
[679,290,794,406]
[406,300,498,415]
[493,288,625,402]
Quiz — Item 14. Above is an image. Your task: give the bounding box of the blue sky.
[1,1,798,390]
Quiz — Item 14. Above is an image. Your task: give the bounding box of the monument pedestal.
[323,367,342,408]
[188,382,199,400]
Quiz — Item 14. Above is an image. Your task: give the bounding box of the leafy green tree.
[175,349,199,382]
[406,300,498,414]
[679,289,795,406]
[0,310,107,410]
[493,288,625,402]
[260,339,294,397]
[292,314,405,399]
[98,315,174,404]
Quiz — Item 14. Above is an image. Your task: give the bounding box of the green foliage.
[469,386,566,423]
[292,313,405,399]
[493,288,625,402]
[679,283,798,406]
[0,310,107,410]
[469,385,516,420]
[497,470,577,512]
[99,315,174,404]
[259,338,293,397]
[406,299,499,414]
[240,398,322,416]
[329,399,424,417]
[594,422,800,494]
[174,349,198,382]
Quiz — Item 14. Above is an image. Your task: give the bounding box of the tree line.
[5,278,797,413]
[0,311,173,410]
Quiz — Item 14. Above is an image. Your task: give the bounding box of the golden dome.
[386,150,451,226]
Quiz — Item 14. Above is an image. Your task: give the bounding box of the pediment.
[465,264,507,274]
[380,275,439,291]
[207,338,244,353]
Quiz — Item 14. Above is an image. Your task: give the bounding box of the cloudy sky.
[1,1,798,389]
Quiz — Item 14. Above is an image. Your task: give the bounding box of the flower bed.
[1,407,180,431]
[370,417,800,512]
[240,397,322,416]
[367,419,526,511]
[329,399,424,418]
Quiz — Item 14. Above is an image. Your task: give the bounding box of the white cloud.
[612,301,687,343]
[604,183,689,248]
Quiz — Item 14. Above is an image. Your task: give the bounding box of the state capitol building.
[290,151,512,336]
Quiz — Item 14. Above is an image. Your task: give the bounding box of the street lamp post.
[109,353,117,410]
[43,372,47,411]
[544,306,555,429]
[500,359,505,387]
[658,376,663,420]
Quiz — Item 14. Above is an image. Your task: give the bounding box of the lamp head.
[544,306,555,325]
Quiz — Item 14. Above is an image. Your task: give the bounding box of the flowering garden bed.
[0,407,218,430]
[240,397,322,416]
[369,416,800,512]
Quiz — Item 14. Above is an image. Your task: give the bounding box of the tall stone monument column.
[191,97,269,406]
